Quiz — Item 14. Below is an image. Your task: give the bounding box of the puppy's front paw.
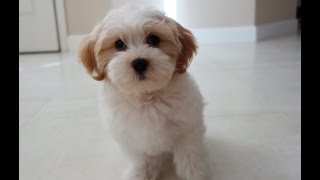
[124,165,160,180]
[174,138,208,180]
[175,160,207,180]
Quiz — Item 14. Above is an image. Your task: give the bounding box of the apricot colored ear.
[78,24,105,81]
[175,23,197,74]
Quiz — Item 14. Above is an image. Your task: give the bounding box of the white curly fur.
[79,5,207,180]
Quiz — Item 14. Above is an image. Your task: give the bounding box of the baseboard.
[67,19,298,50]
[191,26,256,44]
[191,19,298,44]
[256,19,298,41]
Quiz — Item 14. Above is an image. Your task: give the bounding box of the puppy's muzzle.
[132,58,149,76]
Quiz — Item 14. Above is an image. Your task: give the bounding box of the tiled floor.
[19,33,301,180]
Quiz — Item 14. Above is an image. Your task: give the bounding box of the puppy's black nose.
[131,58,149,74]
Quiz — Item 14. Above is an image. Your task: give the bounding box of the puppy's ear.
[175,23,197,74]
[78,24,105,81]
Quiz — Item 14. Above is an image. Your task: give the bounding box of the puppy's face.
[78,6,197,94]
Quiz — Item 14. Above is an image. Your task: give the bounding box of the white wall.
[176,0,255,28]
[64,0,110,34]
[255,0,297,25]
[110,0,164,10]
[64,0,298,45]
[65,0,259,34]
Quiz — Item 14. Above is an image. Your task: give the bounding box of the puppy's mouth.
[137,74,147,80]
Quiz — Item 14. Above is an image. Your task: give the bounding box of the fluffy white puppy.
[78,5,207,180]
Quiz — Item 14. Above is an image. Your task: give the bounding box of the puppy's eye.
[147,35,160,46]
[115,39,126,50]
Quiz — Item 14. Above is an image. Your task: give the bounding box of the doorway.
[19,0,61,53]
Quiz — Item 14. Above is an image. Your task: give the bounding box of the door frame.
[55,0,68,52]
[19,0,68,54]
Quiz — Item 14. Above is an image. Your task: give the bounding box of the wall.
[63,0,299,43]
[64,0,258,34]
[109,0,164,10]
[64,0,298,34]
[255,0,297,25]
[64,0,110,34]
[176,0,255,28]
[64,0,166,34]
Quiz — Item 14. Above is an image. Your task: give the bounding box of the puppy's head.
[78,5,197,94]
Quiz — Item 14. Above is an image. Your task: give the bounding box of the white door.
[19,0,60,53]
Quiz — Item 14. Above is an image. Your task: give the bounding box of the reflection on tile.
[19,34,300,180]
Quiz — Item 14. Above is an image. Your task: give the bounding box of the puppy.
[78,5,207,180]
